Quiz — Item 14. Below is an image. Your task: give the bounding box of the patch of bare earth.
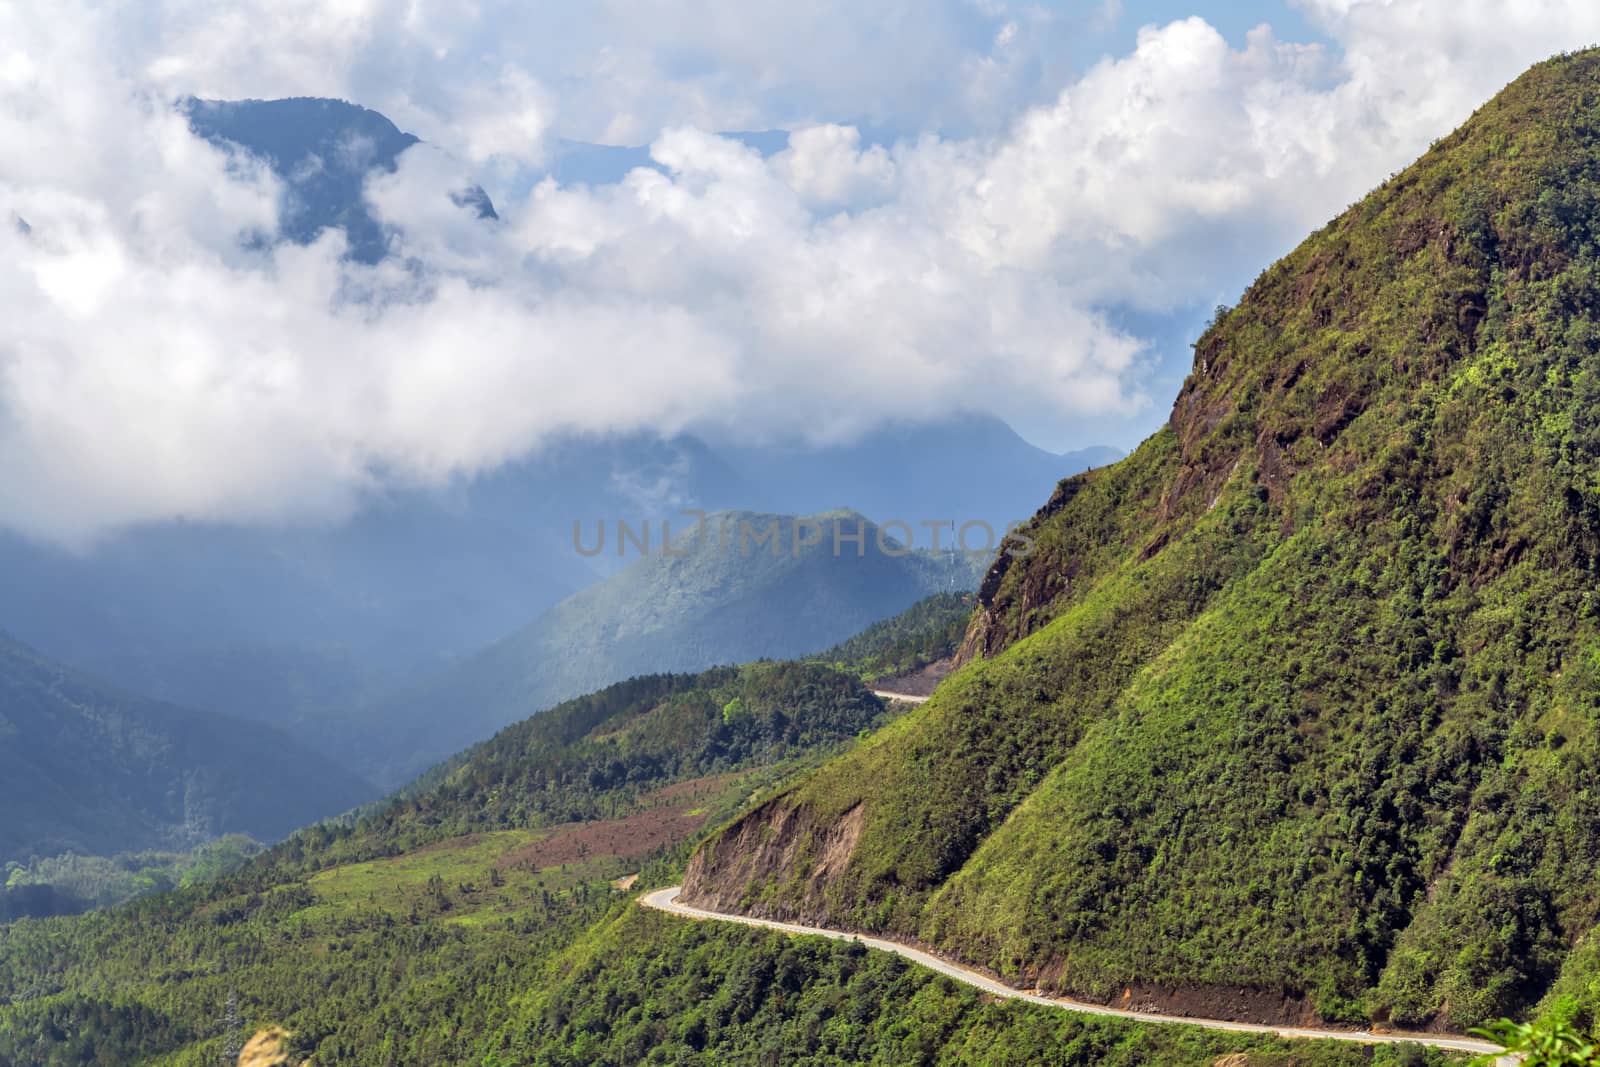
[1099,983,1322,1028]
[237,1028,305,1067]
[873,657,953,697]
[500,806,709,872]
[644,772,743,805]
[680,799,868,921]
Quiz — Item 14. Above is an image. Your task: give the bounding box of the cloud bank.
[5,1,1600,543]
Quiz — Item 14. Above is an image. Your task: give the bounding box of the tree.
[1474,1017,1600,1065]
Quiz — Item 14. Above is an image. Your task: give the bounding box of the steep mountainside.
[358,510,985,784]
[0,634,373,866]
[684,51,1600,1031]
[810,591,975,688]
[0,658,1440,1066]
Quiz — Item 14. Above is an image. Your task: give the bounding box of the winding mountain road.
[870,690,931,704]
[640,887,1507,1060]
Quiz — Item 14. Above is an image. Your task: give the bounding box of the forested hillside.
[357,510,983,784]
[0,663,884,1062]
[684,50,1600,1031]
[0,658,1449,1066]
[811,591,975,685]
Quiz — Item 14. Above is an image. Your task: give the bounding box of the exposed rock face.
[955,478,1087,667]
[681,801,866,922]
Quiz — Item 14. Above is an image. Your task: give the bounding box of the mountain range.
[0,632,372,868]
[18,56,1599,1064]
[2,97,1118,764]
[351,509,985,784]
[0,418,1111,761]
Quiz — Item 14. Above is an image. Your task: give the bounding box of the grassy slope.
[684,51,1600,1029]
[0,658,1459,1066]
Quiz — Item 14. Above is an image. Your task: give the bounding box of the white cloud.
[773,125,897,210]
[112,0,1030,145]
[443,67,551,169]
[8,0,1600,543]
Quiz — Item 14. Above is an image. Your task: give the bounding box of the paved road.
[871,690,930,704]
[641,886,1507,1060]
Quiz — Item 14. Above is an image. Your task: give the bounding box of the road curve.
[640,887,1505,1060]
[871,690,931,704]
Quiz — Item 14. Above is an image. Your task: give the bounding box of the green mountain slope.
[809,590,975,686]
[510,906,1446,1067]
[0,663,878,1062]
[0,633,374,866]
[321,661,894,866]
[0,657,1445,1066]
[682,51,1600,1030]
[360,509,983,784]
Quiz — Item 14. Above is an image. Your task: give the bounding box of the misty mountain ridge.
[0,631,373,867]
[354,507,987,785]
[0,414,1114,754]
[182,96,497,263]
[2,93,1123,821]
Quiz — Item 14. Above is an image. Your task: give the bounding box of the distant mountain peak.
[183,95,497,262]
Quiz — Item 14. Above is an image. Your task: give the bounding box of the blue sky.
[3,1,1600,540]
[1098,1,1324,51]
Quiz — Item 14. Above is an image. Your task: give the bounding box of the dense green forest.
[684,50,1600,1032]
[498,906,1456,1067]
[0,836,263,921]
[0,662,892,1063]
[0,879,1461,1066]
[0,657,1459,1065]
[811,591,975,683]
